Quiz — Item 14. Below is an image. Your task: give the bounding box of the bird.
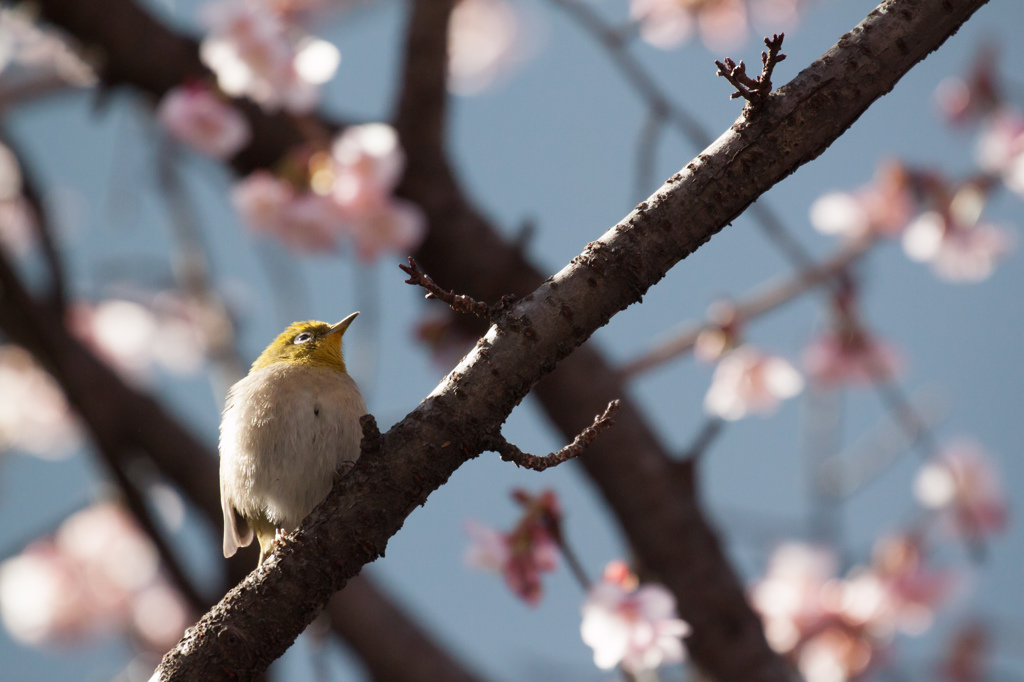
[219,312,366,566]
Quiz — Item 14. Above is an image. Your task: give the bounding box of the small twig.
[485,400,620,471]
[400,257,516,320]
[716,34,787,106]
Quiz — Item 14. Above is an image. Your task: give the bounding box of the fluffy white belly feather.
[219,363,365,556]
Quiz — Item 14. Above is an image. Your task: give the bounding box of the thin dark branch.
[715,34,787,106]
[681,418,725,461]
[0,247,206,611]
[103,453,208,611]
[484,400,620,472]
[400,257,516,320]
[620,237,874,378]
[0,131,67,311]
[554,533,592,592]
[634,109,665,204]
[548,0,710,145]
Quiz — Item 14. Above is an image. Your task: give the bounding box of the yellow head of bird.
[251,312,359,372]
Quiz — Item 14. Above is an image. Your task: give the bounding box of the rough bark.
[150,0,991,679]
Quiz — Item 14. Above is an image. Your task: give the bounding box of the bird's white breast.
[219,363,366,531]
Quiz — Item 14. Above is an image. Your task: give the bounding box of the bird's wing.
[221,478,254,558]
[220,392,254,557]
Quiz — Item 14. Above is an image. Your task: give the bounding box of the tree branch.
[619,236,874,378]
[400,257,516,320]
[483,400,619,471]
[154,1,991,679]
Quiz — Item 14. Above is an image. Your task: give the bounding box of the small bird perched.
[219,312,366,566]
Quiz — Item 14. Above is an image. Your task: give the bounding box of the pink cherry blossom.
[157,83,251,159]
[464,520,559,605]
[913,439,1007,540]
[631,0,695,48]
[464,489,562,605]
[803,328,900,387]
[232,171,341,252]
[448,0,522,96]
[631,0,749,50]
[330,123,426,259]
[901,209,1013,282]
[750,543,836,653]
[272,192,344,252]
[231,169,295,229]
[0,7,96,86]
[199,0,332,113]
[0,345,81,459]
[749,0,802,27]
[810,163,914,241]
[976,109,1024,197]
[0,196,38,256]
[68,296,208,379]
[0,503,190,650]
[580,561,691,673]
[331,124,406,211]
[933,49,1000,126]
[346,199,426,261]
[870,535,957,635]
[0,543,89,645]
[796,627,874,682]
[704,345,803,420]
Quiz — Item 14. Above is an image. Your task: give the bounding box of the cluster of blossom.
[697,293,901,421]
[935,48,1024,201]
[157,82,252,159]
[749,438,1006,681]
[0,503,191,652]
[464,489,562,605]
[810,53,1022,284]
[68,294,210,381]
[811,162,1013,283]
[0,140,39,257]
[0,6,96,86]
[631,0,803,51]
[0,345,81,459]
[448,0,523,96]
[465,489,691,674]
[231,123,425,258]
[198,0,340,114]
[581,560,691,674]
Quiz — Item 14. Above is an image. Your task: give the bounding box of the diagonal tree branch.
[152,1,992,679]
[391,3,786,677]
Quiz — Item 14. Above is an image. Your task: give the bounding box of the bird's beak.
[326,311,360,338]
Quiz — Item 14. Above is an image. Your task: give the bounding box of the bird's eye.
[293,332,313,345]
